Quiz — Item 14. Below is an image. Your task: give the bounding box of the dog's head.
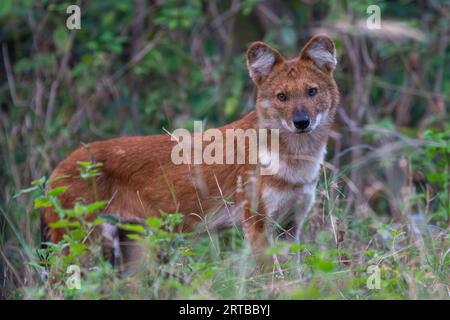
[247,35,339,135]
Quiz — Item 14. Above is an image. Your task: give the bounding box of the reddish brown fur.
[43,35,340,268]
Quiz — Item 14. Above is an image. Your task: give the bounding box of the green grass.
[0,0,449,300]
[2,126,448,300]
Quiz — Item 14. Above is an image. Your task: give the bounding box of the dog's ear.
[247,42,284,85]
[300,35,337,73]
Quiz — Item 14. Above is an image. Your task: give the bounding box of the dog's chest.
[209,145,325,228]
[261,146,325,221]
[262,181,316,222]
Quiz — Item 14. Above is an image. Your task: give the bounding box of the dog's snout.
[293,111,310,130]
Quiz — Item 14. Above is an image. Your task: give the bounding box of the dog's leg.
[102,222,121,268]
[238,173,272,273]
[118,228,145,276]
[294,185,316,277]
[242,202,271,272]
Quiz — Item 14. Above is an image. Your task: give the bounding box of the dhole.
[42,35,339,271]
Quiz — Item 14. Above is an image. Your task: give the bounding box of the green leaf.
[315,258,335,272]
[71,243,86,256]
[92,218,107,226]
[290,243,314,252]
[146,217,162,229]
[306,255,335,273]
[31,177,46,186]
[85,201,107,213]
[118,223,146,234]
[34,197,52,209]
[65,209,77,218]
[77,161,92,168]
[290,243,302,252]
[80,171,102,179]
[49,219,80,229]
[47,186,68,196]
[74,202,85,216]
[70,229,85,241]
[126,233,144,241]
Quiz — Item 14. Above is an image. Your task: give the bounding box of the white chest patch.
[209,143,325,229]
[262,183,316,221]
[260,143,325,221]
[276,156,322,185]
[259,144,326,185]
[277,146,326,184]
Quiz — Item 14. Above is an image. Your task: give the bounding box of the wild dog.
[42,35,339,271]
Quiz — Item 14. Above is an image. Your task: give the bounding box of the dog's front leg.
[293,184,316,276]
[237,173,272,273]
[294,192,315,244]
[241,197,273,273]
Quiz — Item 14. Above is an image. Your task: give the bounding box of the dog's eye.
[276,93,287,101]
[308,87,318,97]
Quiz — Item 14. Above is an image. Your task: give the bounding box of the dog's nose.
[293,112,310,130]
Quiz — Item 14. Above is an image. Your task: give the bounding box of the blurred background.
[0,0,448,299]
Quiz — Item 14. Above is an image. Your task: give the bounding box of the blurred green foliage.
[0,0,449,299]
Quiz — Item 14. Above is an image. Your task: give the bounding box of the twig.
[2,43,19,106]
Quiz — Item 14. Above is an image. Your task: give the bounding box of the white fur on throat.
[259,141,326,185]
[281,144,325,184]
